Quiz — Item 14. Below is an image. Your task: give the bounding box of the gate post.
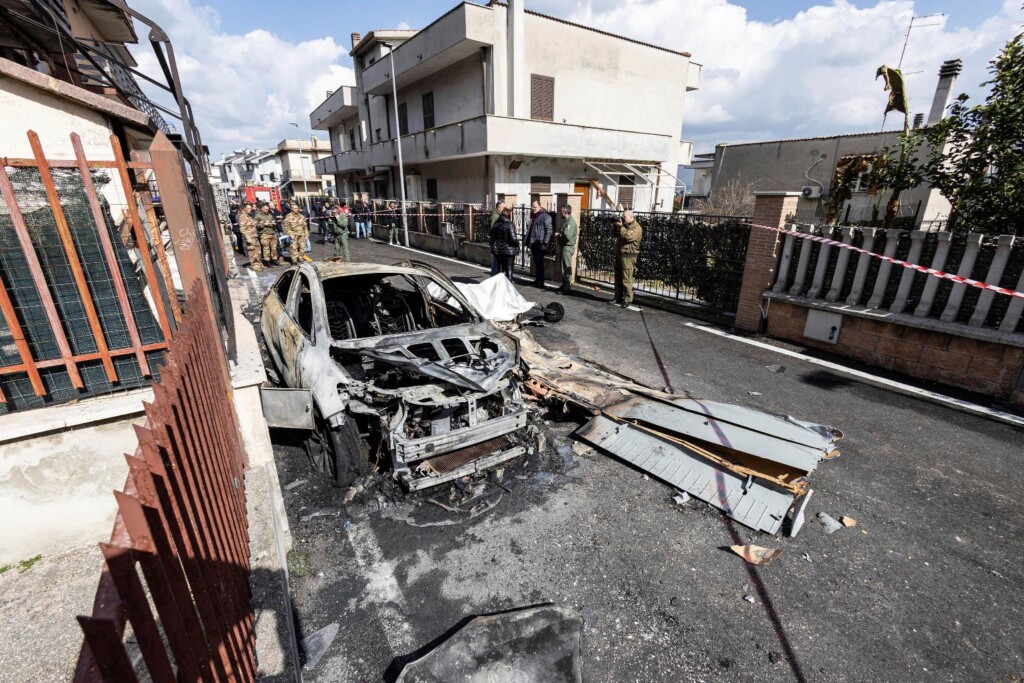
[735,191,801,332]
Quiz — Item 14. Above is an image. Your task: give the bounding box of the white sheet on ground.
[450,274,537,322]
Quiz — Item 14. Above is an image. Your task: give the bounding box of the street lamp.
[381,41,409,247]
[290,122,311,211]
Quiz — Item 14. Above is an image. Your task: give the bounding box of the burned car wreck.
[260,261,530,490]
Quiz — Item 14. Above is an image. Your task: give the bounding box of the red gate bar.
[28,130,118,383]
[71,133,151,376]
[0,163,84,390]
[111,135,175,343]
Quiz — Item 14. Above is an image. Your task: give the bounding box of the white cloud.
[127,0,355,157]
[535,0,1024,152]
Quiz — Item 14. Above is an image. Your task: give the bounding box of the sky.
[124,0,1024,162]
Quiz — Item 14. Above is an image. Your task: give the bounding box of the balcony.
[360,3,495,95]
[310,86,358,131]
[313,115,676,175]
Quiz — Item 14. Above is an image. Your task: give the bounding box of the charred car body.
[261,261,530,490]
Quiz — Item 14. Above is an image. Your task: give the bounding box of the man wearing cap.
[283,202,312,263]
[238,202,261,270]
[255,202,279,266]
[612,210,642,310]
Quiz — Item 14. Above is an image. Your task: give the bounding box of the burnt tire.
[543,302,565,323]
[305,415,370,488]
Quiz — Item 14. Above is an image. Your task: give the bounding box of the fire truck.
[238,184,281,211]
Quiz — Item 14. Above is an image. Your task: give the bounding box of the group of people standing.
[488,201,642,309]
[231,200,312,272]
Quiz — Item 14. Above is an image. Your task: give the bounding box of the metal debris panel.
[578,415,794,534]
[604,397,830,474]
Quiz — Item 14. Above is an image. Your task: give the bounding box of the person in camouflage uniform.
[283,202,311,263]
[255,202,279,266]
[332,201,351,260]
[238,203,261,271]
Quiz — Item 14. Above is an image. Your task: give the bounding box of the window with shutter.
[618,175,635,209]
[397,103,408,135]
[530,176,552,194]
[422,92,435,129]
[530,75,554,121]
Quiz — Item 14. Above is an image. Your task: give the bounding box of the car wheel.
[305,414,370,488]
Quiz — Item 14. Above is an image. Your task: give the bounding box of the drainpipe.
[382,42,409,246]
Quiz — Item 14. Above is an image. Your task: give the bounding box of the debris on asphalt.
[672,491,691,505]
[766,364,786,373]
[284,478,307,491]
[300,508,342,523]
[817,512,843,534]
[342,482,364,503]
[802,553,813,562]
[300,622,339,671]
[747,391,763,396]
[396,605,583,682]
[730,545,783,566]
[842,515,858,527]
[518,332,843,537]
[743,594,756,604]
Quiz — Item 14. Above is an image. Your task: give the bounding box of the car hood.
[331,322,519,393]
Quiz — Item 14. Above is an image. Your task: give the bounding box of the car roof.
[308,260,426,280]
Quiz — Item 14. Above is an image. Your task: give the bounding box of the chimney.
[507,0,527,118]
[350,32,362,50]
[927,59,963,125]
[912,113,924,129]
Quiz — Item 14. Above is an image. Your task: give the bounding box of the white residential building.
[275,138,333,201]
[310,0,699,212]
[212,148,282,195]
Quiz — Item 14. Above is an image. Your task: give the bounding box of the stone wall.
[767,300,1024,403]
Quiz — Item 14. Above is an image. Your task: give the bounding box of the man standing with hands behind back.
[611,209,642,310]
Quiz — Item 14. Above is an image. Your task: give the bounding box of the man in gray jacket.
[527,200,552,287]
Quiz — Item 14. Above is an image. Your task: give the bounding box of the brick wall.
[736,193,800,331]
[767,300,1024,403]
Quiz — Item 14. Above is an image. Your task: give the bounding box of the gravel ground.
[247,235,1024,683]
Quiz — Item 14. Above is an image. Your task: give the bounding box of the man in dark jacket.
[526,200,552,287]
[488,200,507,276]
[489,206,519,280]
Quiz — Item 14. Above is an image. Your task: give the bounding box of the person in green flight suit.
[557,204,577,294]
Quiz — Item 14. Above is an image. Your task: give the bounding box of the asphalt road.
[248,235,1024,682]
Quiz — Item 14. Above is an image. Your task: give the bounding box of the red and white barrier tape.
[754,223,1024,301]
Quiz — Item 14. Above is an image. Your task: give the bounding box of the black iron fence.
[576,211,751,318]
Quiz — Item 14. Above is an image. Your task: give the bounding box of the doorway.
[573,181,592,211]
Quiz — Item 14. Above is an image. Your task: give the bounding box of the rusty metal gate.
[0,130,232,413]
[73,283,254,682]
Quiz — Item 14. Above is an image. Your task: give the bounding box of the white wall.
[0,78,117,159]
[518,11,689,138]
[395,53,485,134]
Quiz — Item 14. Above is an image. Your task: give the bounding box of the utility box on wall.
[804,309,843,344]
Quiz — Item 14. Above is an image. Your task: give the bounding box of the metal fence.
[576,210,752,319]
[74,282,254,682]
[773,226,1024,333]
[0,132,179,413]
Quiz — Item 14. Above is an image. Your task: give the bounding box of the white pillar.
[788,226,814,296]
[507,0,527,118]
[772,225,797,293]
[941,233,983,322]
[914,232,952,317]
[867,229,901,309]
[969,235,1015,327]
[807,227,833,299]
[889,230,926,314]
[825,227,855,302]
[847,228,879,306]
